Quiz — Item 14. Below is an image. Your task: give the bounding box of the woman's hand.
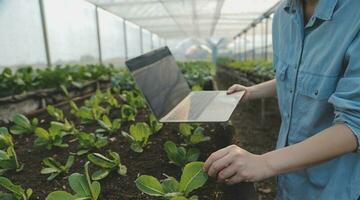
[227,84,253,102]
[203,145,275,185]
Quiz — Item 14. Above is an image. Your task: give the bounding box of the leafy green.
[87,151,127,180]
[122,91,146,109]
[179,124,210,145]
[164,141,200,168]
[96,115,121,135]
[34,125,69,150]
[135,162,208,199]
[149,114,163,134]
[47,105,65,122]
[0,127,23,175]
[0,176,32,200]
[41,155,75,181]
[46,162,101,200]
[76,132,108,155]
[178,61,214,90]
[217,58,274,78]
[9,114,38,135]
[120,104,137,122]
[121,123,151,153]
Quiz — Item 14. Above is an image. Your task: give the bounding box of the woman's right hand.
[227,84,253,102]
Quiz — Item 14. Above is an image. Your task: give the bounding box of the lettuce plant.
[179,124,210,145]
[120,104,137,122]
[10,114,38,135]
[122,91,146,109]
[149,114,163,134]
[34,125,68,150]
[0,127,23,175]
[41,155,75,181]
[76,132,108,155]
[87,151,127,180]
[135,162,208,200]
[121,123,151,153]
[46,162,101,200]
[47,105,65,122]
[164,141,200,169]
[69,100,107,124]
[96,115,121,135]
[0,176,32,200]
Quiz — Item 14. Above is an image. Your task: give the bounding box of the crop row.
[0,63,216,200]
[217,58,274,78]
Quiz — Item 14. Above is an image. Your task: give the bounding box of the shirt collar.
[283,0,338,21]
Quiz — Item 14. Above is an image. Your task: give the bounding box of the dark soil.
[4,94,252,200]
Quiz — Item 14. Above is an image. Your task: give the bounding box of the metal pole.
[233,38,237,59]
[252,25,256,60]
[244,31,247,60]
[150,33,154,49]
[39,0,51,67]
[265,17,269,61]
[95,7,103,64]
[261,19,265,59]
[238,35,242,60]
[140,27,144,54]
[123,21,128,60]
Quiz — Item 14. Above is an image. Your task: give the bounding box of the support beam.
[39,0,51,67]
[95,6,103,64]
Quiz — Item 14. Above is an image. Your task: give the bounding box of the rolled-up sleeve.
[329,32,360,152]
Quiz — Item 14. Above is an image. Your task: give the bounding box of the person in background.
[204,0,360,199]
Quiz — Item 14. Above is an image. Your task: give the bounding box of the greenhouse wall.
[0,0,167,70]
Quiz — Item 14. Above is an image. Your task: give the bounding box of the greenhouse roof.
[87,0,280,39]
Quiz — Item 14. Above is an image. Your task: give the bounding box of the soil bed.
[5,96,243,200]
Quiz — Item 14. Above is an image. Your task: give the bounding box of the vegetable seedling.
[149,114,163,134]
[122,91,146,109]
[10,114,38,135]
[164,141,200,169]
[46,162,101,200]
[121,122,152,153]
[47,105,65,122]
[87,151,127,180]
[34,125,69,150]
[179,124,210,145]
[0,176,32,200]
[120,104,137,122]
[0,127,23,175]
[76,132,108,155]
[41,155,75,181]
[135,162,208,200]
[96,115,121,135]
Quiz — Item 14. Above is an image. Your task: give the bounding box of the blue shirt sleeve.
[329,32,360,152]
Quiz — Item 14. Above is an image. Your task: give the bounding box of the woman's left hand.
[203,145,275,185]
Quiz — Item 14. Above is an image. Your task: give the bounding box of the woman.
[204,0,360,199]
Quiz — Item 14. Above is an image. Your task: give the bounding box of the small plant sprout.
[96,115,121,135]
[120,104,137,122]
[46,162,101,200]
[50,119,77,135]
[87,151,127,180]
[0,127,23,175]
[179,124,210,145]
[122,91,146,109]
[135,162,208,200]
[0,176,33,200]
[76,132,108,155]
[164,141,200,169]
[41,155,75,181]
[121,122,152,153]
[34,124,69,150]
[149,114,163,134]
[47,105,65,122]
[10,113,38,135]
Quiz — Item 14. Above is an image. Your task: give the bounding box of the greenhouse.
[1,0,360,200]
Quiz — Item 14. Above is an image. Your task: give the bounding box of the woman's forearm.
[263,124,358,175]
[248,79,277,100]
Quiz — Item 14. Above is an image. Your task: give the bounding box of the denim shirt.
[272,0,360,199]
